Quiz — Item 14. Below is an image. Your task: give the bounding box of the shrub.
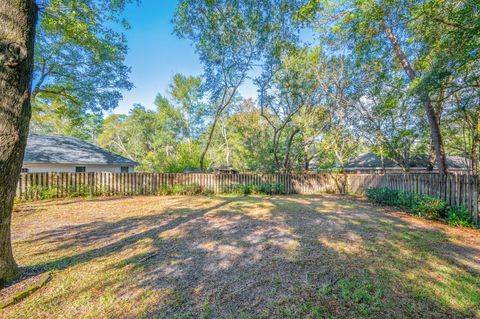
[249,182,286,195]
[446,206,472,227]
[366,188,400,206]
[157,184,172,196]
[26,185,93,200]
[412,196,447,219]
[366,187,471,226]
[172,184,202,195]
[249,184,265,195]
[231,184,251,195]
[155,183,280,196]
[271,182,286,194]
[157,184,203,196]
[68,185,91,198]
[29,185,57,200]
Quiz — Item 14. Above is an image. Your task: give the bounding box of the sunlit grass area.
[4,195,480,318]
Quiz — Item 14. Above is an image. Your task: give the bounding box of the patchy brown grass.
[3,194,480,318]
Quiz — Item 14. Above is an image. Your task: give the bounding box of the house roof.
[24,133,138,166]
[345,153,398,169]
[213,166,238,171]
[345,152,470,169]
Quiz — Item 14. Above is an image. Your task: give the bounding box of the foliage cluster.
[157,184,205,196]
[30,0,135,141]
[230,182,286,195]
[366,187,474,227]
[26,185,92,200]
[30,0,480,175]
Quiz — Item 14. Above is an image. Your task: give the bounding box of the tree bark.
[470,116,479,174]
[199,87,238,171]
[199,113,220,171]
[303,144,309,172]
[283,129,300,173]
[0,0,37,285]
[384,25,448,174]
[427,143,436,171]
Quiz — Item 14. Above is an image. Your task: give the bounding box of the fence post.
[473,176,479,225]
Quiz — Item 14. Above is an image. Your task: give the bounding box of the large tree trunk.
[283,129,300,173]
[303,145,310,172]
[384,25,448,174]
[0,0,37,285]
[199,114,219,171]
[470,116,479,175]
[427,143,436,171]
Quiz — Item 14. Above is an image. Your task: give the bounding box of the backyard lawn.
[3,195,480,318]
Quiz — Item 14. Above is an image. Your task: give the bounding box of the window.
[121,166,129,173]
[21,168,29,173]
[75,166,86,173]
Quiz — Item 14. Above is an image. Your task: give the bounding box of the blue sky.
[114,0,258,115]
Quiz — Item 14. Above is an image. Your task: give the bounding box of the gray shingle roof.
[345,152,470,169]
[24,133,138,166]
[345,153,398,169]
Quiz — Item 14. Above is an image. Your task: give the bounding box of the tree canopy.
[30,0,135,141]
[31,0,480,174]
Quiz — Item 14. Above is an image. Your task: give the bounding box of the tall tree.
[30,0,133,138]
[352,69,428,170]
[0,0,134,285]
[98,75,208,173]
[208,99,273,172]
[297,0,455,173]
[257,46,325,172]
[0,0,38,284]
[174,0,302,170]
[174,0,257,170]
[168,74,208,140]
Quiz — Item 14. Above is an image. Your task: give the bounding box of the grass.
[3,194,480,318]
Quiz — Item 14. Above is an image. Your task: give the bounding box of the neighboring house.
[344,152,470,174]
[22,133,138,173]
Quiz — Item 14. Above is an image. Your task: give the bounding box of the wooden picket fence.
[15,172,382,200]
[14,172,479,225]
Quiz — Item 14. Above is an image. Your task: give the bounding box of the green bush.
[249,184,264,195]
[172,184,202,195]
[366,187,473,227]
[250,182,286,195]
[157,184,172,196]
[26,185,92,200]
[446,206,472,227]
[231,184,251,195]
[29,185,57,200]
[156,184,203,196]
[271,182,286,194]
[68,185,91,198]
[413,196,447,219]
[154,182,288,196]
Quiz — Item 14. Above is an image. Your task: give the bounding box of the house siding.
[22,163,134,173]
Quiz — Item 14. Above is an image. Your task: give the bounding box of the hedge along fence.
[15,172,385,201]
[380,173,479,225]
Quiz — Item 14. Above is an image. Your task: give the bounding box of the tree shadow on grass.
[19,197,241,274]
[269,195,480,318]
[7,195,480,318]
